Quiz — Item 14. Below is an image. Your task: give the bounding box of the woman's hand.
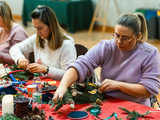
[53,85,68,103]
[99,79,120,92]
[99,79,151,98]
[18,58,29,69]
[27,63,47,73]
[52,68,78,103]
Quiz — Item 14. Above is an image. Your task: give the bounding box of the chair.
[75,44,88,57]
[75,44,97,83]
[29,44,88,63]
[28,52,34,63]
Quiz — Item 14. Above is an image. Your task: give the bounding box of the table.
[1,97,160,120]
[22,0,93,33]
[23,77,160,120]
[34,97,160,120]
[1,78,160,120]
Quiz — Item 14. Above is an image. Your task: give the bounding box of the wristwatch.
[44,66,49,74]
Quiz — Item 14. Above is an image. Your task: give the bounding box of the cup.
[27,84,37,97]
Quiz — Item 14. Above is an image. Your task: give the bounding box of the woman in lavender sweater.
[53,13,160,106]
[0,1,28,65]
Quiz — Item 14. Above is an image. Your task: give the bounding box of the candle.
[2,95,14,115]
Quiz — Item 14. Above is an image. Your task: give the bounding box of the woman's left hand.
[99,79,120,92]
[26,63,47,73]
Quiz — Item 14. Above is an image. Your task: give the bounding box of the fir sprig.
[119,107,151,120]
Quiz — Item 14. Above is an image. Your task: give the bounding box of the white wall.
[3,0,23,15]
[93,0,160,26]
[4,0,160,27]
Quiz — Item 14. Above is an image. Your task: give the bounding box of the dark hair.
[117,12,148,42]
[0,1,14,31]
[31,5,66,50]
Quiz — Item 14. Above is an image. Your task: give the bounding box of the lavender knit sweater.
[71,39,160,106]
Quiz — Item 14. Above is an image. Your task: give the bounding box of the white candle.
[2,95,14,115]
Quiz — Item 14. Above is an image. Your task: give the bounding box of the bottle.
[33,73,41,85]
[32,86,42,104]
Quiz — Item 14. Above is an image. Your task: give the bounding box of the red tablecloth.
[1,78,160,120]
[34,97,160,120]
[1,97,160,120]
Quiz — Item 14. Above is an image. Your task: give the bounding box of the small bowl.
[67,111,88,119]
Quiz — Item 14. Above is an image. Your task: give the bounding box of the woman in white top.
[9,6,77,80]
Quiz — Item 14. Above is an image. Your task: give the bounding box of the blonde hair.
[0,1,14,31]
[117,12,148,42]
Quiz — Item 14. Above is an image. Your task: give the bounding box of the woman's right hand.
[53,68,78,103]
[17,58,29,69]
[53,85,68,103]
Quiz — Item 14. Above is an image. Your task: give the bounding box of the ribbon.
[104,112,119,120]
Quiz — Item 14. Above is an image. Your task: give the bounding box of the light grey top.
[10,34,77,80]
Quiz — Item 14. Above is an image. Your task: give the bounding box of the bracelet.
[44,66,49,74]
[17,59,20,65]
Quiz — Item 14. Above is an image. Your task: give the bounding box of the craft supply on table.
[33,73,41,83]
[0,80,12,90]
[90,108,101,116]
[67,111,88,119]
[33,92,42,103]
[32,87,42,104]
[119,107,150,120]
[14,96,30,118]
[47,81,56,85]
[41,85,57,92]
[48,116,54,120]
[15,87,27,94]
[2,95,14,115]
[26,84,37,97]
[86,105,102,119]
[0,64,11,78]
[104,112,118,120]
